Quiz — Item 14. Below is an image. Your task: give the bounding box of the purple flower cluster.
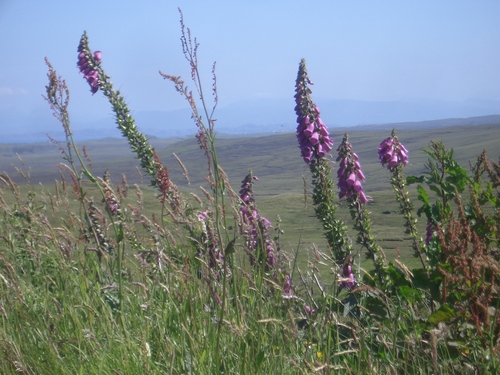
[240,173,276,269]
[77,36,101,94]
[339,259,356,290]
[283,273,292,296]
[378,133,409,171]
[336,134,369,204]
[425,221,435,246]
[294,59,333,164]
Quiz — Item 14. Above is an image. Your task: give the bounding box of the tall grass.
[0,9,499,374]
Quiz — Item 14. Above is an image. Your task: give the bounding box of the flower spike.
[294,59,333,163]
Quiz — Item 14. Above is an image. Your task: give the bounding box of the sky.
[1,0,500,124]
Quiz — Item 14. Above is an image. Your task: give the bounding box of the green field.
[1,121,500,373]
[2,122,499,269]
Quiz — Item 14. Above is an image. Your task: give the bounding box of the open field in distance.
[1,122,499,270]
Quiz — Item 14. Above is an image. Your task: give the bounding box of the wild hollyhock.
[378,130,409,171]
[239,172,277,270]
[77,33,101,94]
[294,59,333,164]
[336,133,369,204]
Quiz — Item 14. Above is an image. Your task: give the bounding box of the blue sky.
[1,0,500,123]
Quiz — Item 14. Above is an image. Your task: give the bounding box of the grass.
[1,123,499,373]
[1,22,499,372]
[4,123,497,269]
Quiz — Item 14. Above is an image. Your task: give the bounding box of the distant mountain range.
[1,98,499,143]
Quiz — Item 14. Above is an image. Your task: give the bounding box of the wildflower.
[239,172,277,269]
[425,221,435,246]
[102,170,121,216]
[283,273,292,296]
[197,209,222,270]
[153,149,170,203]
[77,32,101,94]
[378,130,409,171]
[198,210,209,221]
[304,305,316,315]
[336,133,370,204]
[339,258,356,290]
[294,59,333,163]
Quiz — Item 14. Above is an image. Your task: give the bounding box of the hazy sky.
[1,0,500,120]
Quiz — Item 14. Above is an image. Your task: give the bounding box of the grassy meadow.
[3,123,499,270]
[1,29,499,372]
[1,118,500,373]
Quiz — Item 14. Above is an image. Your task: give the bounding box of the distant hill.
[2,122,499,196]
[352,114,500,131]
[1,98,499,142]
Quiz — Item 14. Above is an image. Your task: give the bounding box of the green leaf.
[255,350,265,369]
[224,237,237,259]
[407,175,424,184]
[199,349,207,366]
[429,303,457,325]
[416,185,430,205]
[117,223,124,243]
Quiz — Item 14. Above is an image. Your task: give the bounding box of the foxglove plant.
[336,140,369,204]
[294,59,350,266]
[378,131,409,171]
[337,133,387,286]
[239,172,277,270]
[295,59,333,164]
[77,40,101,94]
[76,32,168,193]
[379,130,428,273]
[197,210,222,272]
[339,258,356,291]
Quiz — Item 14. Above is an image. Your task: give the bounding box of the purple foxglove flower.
[353,180,363,193]
[283,274,292,295]
[198,210,209,221]
[379,130,409,171]
[388,154,399,170]
[359,191,369,204]
[322,138,332,152]
[303,122,315,137]
[336,133,371,204]
[309,132,320,145]
[339,259,356,290]
[239,172,277,270]
[294,59,334,164]
[346,172,356,187]
[77,34,101,94]
[425,221,434,245]
[304,305,316,315]
[316,143,326,158]
[356,169,366,181]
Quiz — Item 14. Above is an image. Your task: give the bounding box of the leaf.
[343,293,359,318]
[117,223,124,243]
[199,349,207,366]
[429,303,457,325]
[255,350,265,369]
[224,237,236,259]
[407,175,424,184]
[416,185,430,205]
